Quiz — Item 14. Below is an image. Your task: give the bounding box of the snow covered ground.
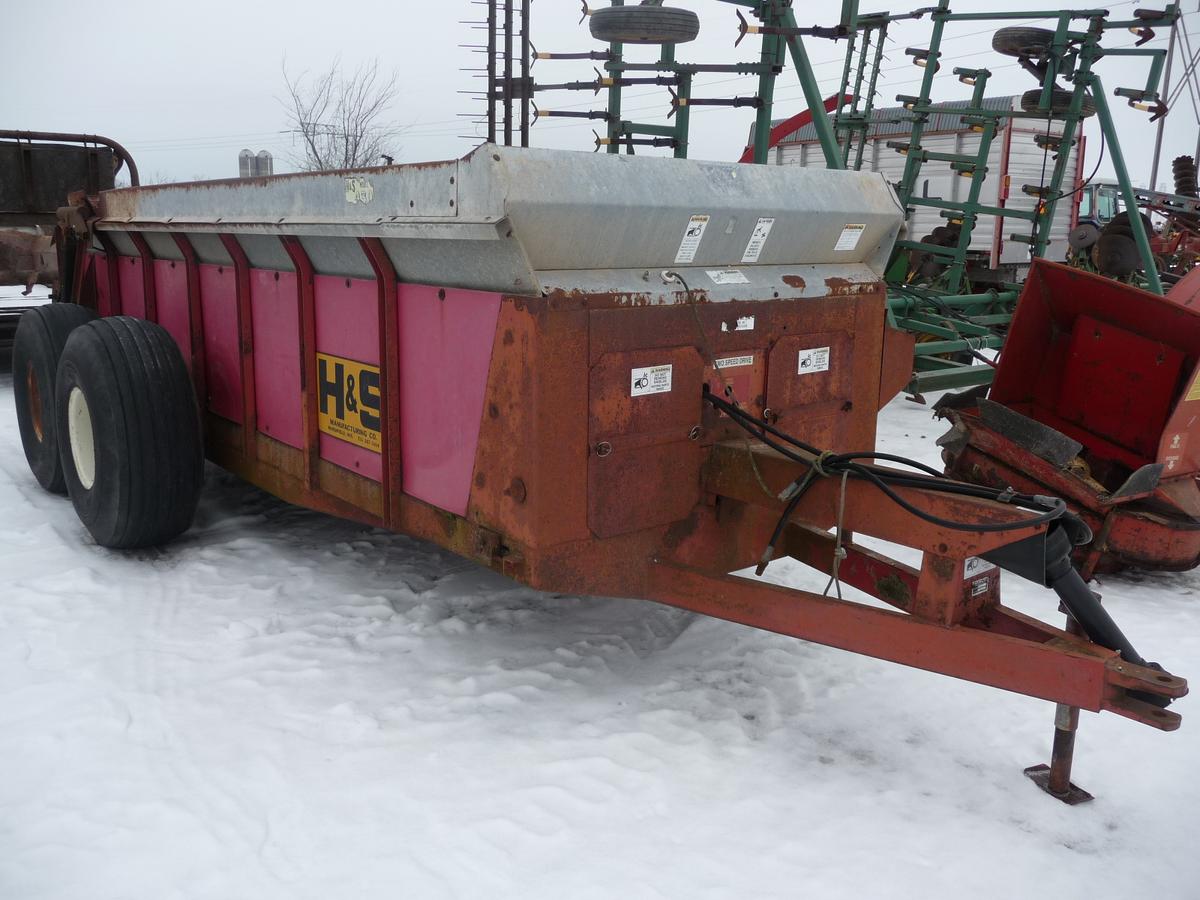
[0,283,52,315]
[1,366,1197,900]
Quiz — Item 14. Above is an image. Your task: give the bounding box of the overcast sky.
[6,1,1200,190]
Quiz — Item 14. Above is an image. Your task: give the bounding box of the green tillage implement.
[537,2,1177,393]
[853,2,1177,393]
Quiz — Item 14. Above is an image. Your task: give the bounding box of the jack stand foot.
[1025,611,1095,805]
[1023,763,1094,805]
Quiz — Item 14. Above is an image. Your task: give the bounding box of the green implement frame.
[535,1,1178,393]
[834,2,1176,392]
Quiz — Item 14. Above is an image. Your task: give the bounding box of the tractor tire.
[12,303,97,493]
[1093,233,1141,278]
[1020,87,1095,118]
[55,316,204,549]
[1105,210,1155,236]
[992,27,1056,58]
[589,4,700,45]
[1068,223,1101,251]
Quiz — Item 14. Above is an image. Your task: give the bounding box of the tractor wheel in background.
[1068,223,1101,252]
[1092,233,1142,278]
[55,316,204,549]
[589,4,700,44]
[12,303,97,493]
[992,27,1056,58]
[1020,87,1095,118]
[1105,210,1156,237]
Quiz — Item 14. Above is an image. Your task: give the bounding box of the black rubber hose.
[1046,551,1144,666]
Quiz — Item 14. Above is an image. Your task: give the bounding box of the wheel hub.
[26,361,44,443]
[67,385,96,490]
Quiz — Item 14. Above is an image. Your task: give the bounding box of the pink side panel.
[92,254,115,316]
[314,274,380,365]
[249,269,303,448]
[198,263,242,423]
[399,284,502,516]
[116,255,146,319]
[314,274,382,482]
[154,260,191,366]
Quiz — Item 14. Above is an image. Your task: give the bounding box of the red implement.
[940,259,1200,577]
[738,94,851,163]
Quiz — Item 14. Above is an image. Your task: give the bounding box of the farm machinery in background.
[477,0,1180,396]
[1069,160,1200,279]
[0,131,137,354]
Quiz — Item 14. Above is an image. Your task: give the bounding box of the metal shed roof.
[768,95,1019,145]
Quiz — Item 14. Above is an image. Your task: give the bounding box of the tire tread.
[56,316,203,549]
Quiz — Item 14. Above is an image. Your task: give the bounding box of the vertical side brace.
[68,233,90,308]
[128,232,158,324]
[171,233,209,412]
[359,237,404,528]
[218,234,257,460]
[95,233,123,316]
[280,236,319,492]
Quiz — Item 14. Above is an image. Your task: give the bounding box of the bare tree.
[282,58,400,171]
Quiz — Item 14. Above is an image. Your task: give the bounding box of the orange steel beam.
[646,559,1183,729]
[702,441,1050,555]
[680,441,1187,727]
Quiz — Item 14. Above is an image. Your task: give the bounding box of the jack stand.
[1024,612,1095,804]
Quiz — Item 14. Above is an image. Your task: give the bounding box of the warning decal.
[834,223,866,252]
[631,364,673,397]
[742,217,776,263]
[715,355,754,369]
[675,215,710,264]
[706,269,750,285]
[964,557,997,577]
[1186,372,1200,402]
[797,346,831,375]
[317,352,382,453]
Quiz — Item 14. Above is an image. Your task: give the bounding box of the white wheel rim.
[67,386,96,491]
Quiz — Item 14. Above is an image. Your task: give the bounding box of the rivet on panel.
[506,478,527,504]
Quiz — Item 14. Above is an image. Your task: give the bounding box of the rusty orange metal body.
[941,260,1200,578]
[53,147,1185,780]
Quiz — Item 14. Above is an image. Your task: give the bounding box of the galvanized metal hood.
[97,144,903,298]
